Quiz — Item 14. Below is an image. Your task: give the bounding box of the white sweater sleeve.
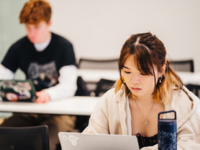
[44,65,78,100]
[0,64,15,79]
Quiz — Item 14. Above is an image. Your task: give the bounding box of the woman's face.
[121,55,161,99]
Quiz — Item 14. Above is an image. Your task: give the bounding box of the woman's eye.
[125,71,131,74]
[140,73,147,75]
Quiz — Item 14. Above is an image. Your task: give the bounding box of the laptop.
[58,132,140,150]
[0,79,37,102]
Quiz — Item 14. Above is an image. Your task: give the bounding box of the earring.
[159,77,162,83]
[158,75,164,84]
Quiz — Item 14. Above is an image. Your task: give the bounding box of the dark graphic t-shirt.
[2,33,76,91]
[27,61,58,91]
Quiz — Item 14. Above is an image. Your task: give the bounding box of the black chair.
[169,59,194,72]
[75,76,91,96]
[94,78,115,97]
[169,59,200,98]
[78,58,118,95]
[0,125,49,150]
[74,76,91,132]
[78,58,118,70]
[186,84,200,98]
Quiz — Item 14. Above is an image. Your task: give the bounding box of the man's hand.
[35,90,50,103]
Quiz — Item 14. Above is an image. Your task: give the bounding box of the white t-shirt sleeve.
[44,65,77,100]
[0,64,15,79]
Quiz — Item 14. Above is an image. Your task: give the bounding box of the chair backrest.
[0,125,49,150]
[74,76,90,132]
[75,76,90,96]
[94,78,115,97]
[186,84,200,98]
[78,58,118,70]
[169,59,194,72]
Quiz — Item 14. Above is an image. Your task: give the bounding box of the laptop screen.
[0,79,37,102]
[58,132,140,150]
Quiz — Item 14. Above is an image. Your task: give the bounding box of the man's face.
[25,21,51,44]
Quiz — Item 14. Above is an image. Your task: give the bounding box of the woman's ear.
[161,64,166,74]
[158,64,166,79]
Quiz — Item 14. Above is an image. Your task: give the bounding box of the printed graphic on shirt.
[27,61,58,91]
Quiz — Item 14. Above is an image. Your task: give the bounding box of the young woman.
[83,32,200,149]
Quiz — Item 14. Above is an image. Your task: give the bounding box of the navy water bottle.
[158,110,177,150]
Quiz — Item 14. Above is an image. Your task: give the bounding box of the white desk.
[0,96,99,116]
[0,71,198,115]
[78,69,200,85]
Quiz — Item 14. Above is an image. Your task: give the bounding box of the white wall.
[48,0,200,72]
[0,0,27,79]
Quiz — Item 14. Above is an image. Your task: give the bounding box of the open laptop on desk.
[0,80,37,102]
[58,132,140,150]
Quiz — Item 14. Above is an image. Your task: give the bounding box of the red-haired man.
[0,0,77,149]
